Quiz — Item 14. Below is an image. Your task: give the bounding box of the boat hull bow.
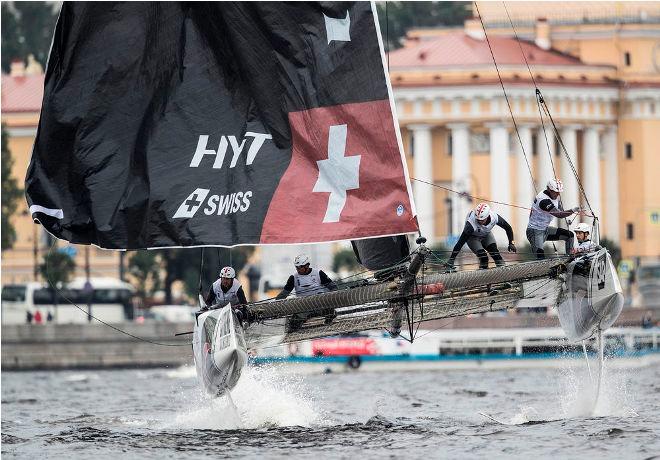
[193,305,248,397]
[558,248,624,342]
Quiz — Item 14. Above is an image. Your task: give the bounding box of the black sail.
[351,236,411,271]
[25,2,418,249]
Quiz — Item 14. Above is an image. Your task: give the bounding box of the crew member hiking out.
[205,266,249,322]
[276,254,337,331]
[571,222,601,254]
[447,203,516,270]
[526,179,581,259]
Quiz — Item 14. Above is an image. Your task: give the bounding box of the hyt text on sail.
[173,132,271,219]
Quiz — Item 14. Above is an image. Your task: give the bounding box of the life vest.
[293,268,329,297]
[528,191,560,231]
[212,278,242,306]
[575,239,598,253]
[466,210,499,237]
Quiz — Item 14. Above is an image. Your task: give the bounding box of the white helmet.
[574,223,590,233]
[219,266,235,279]
[547,178,564,193]
[474,203,491,220]
[294,254,310,267]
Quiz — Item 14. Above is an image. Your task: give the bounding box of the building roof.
[389,32,587,68]
[1,73,45,113]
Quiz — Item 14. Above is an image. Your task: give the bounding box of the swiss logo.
[173,188,210,219]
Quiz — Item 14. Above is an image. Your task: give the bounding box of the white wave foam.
[64,373,99,382]
[166,365,330,430]
[484,352,638,424]
[165,365,197,380]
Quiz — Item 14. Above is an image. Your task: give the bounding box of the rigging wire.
[476,1,600,250]
[411,177,595,217]
[473,1,537,195]
[502,1,597,220]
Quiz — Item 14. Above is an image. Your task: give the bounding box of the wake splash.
[166,365,329,430]
[556,353,638,418]
[482,343,639,425]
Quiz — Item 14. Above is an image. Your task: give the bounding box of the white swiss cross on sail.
[313,124,361,223]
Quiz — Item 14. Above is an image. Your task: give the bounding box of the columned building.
[389,12,659,259]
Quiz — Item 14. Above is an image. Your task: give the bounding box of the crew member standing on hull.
[205,266,249,321]
[526,179,581,259]
[276,255,337,331]
[447,203,516,270]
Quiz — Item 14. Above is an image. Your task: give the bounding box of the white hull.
[558,249,624,342]
[192,304,248,396]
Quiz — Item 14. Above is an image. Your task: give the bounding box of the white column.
[448,123,470,236]
[536,126,556,184]
[603,125,619,241]
[515,125,535,232]
[536,126,557,227]
[409,124,435,241]
[486,123,511,244]
[582,125,602,224]
[559,125,580,213]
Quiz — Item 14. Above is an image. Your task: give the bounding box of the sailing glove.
[571,206,582,213]
[508,242,516,253]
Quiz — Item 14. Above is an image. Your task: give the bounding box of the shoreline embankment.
[1,310,654,371]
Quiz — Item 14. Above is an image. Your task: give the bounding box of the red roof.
[1,73,44,113]
[389,32,587,68]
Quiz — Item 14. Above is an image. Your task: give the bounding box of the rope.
[474,2,537,194]
[411,177,595,217]
[44,243,191,347]
[502,2,597,220]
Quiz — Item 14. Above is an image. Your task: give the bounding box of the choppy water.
[2,357,659,459]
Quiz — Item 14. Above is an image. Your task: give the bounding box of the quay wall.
[2,322,193,371]
[2,310,654,370]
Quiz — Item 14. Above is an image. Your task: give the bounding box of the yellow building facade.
[392,3,659,259]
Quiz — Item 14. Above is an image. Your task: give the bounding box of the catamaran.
[24,2,623,398]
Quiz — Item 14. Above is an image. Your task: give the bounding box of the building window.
[626,223,634,240]
[469,133,490,154]
[531,133,538,156]
[409,133,414,157]
[625,142,632,159]
[447,133,453,156]
[624,52,631,66]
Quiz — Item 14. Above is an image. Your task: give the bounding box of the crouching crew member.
[276,255,337,331]
[447,203,516,270]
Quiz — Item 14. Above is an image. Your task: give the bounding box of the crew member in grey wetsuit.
[276,254,337,331]
[447,203,516,269]
[526,179,581,259]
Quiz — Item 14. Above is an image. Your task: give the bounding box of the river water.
[2,358,659,459]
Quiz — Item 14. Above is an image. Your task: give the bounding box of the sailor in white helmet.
[447,203,516,270]
[205,266,249,320]
[276,254,337,331]
[571,222,601,254]
[526,179,581,259]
